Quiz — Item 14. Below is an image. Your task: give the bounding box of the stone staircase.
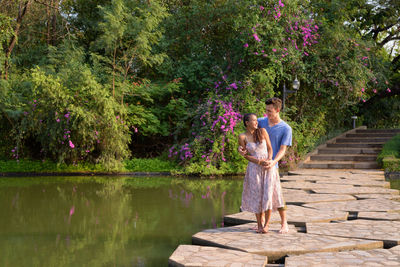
[301,127,400,169]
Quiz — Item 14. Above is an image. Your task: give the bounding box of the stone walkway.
[168,169,400,266]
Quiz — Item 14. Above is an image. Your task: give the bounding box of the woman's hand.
[260,159,273,169]
[238,146,247,156]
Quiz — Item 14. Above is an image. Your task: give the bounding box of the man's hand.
[238,146,247,156]
[264,160,275,169]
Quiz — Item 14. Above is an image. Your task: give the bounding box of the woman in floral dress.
[238,113,286,233]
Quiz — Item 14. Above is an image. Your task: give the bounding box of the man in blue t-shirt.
[239,97,292,233]
[258,98,292,169]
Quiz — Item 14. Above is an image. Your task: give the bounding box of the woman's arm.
[262,128,273,161]
[238,133,264,165]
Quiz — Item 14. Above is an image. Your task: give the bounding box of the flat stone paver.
[168,245,268,267]
[285,193,356,205]
[306,220,400,246]
[350,170,385,175]
[357,211,400,221]
[192,223,382,261]
[281,175,384,182]
[354,194,400,200]
[315,179,390,188]
[311,187,399,195]
[281,182,354,191]
[285,245,400,267]
[303,198,400,212]
[282,188,309,195]
[288,170,353,177]
[224,205,348,226]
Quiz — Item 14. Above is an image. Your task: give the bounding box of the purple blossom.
[253,33,261,42]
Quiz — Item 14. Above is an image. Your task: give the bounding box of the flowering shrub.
[9,45,130,169]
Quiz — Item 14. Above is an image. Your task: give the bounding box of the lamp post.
[282,76,300,111]
[351,116,358,129]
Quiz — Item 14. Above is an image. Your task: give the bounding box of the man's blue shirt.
[258,117,292,167]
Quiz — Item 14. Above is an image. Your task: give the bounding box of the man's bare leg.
[278,208,289,234]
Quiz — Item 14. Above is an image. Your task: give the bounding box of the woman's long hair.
[243,113,264,143]
[253,128,264,144]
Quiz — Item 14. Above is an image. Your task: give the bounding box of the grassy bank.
[377,134,400,172]
[0,158,181,174]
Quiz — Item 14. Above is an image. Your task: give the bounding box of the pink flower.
[373,89,377,93]
[387,88,391,93]
[69,140,75,149]
[56,118,60,123]
[229,83,238,89]
[253,33,261,42]
[272,48,277,52]
[260,5,265,11]
[361,88,365,92]
[243,43,248,48]
[69,206,75,216]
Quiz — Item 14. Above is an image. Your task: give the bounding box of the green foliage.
[377,134,400,171]
[0,0,398,174]
[0,13,13,75]
[124,158,179,172]
[126,79,188,137]
[0,159,106,173]
[9,41,130,169]
[360,95,400,128]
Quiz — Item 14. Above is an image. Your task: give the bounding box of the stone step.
[302,161,379,169]
[335,137,391,143]
[346,133,397,138]
[327,143,382,148]
[310,154,377,161]
[318,148,381,154]
[355,129,400,134]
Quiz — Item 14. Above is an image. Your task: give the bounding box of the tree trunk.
[51,0,58,45]
[3,0,32,80]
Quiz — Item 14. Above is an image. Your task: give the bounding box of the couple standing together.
[238,97,292,234]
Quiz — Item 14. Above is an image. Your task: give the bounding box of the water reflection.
[0,176,243,266]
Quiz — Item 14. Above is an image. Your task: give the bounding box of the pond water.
[0,176,243,266]
[1,176,399,266]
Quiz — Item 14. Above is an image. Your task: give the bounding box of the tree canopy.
[0,0,399,173]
